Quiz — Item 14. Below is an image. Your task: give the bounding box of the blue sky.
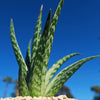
[0,0,100,100]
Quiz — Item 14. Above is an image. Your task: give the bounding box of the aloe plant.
[10,0,100,97]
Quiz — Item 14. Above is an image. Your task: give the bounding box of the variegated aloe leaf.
[10,19,29,96]
[45,56,100,97]
[45,53,80,89]
[10,19,28,76]
[18,67,29,96]
[25,39,32,72]
[28,9,51,97]
[40,0,64,96]
[25,39,32,84]
[31,5,43,70]
[40,10,51,96]
[10,20,28,75]
[42,0,64,84]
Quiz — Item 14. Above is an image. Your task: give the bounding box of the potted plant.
[1,0,100,99]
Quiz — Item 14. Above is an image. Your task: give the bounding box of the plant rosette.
[1,0,100,100]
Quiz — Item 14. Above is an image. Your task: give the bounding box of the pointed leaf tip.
[10,19,13,24]
[11,18,13,21]
[40,4,43,12]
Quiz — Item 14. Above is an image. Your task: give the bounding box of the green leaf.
[25,39,32,72]
[45,56,100,97]
[10,19,29,96]
[31,6,42,70]
[10,19,28,76]
[42,0,65,81]
[40,10,51,96]
[25,39,32,85]
[29,0,64,96]
[28,9,51,97]
[18,67,29,96]
[45,53,80,89]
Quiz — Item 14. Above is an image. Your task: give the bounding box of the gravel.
[0,95,77,100]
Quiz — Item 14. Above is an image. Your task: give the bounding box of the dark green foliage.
[3,77,13,97]
[3,77,12,83]
[91,86,100,100]
[92,86,100,93]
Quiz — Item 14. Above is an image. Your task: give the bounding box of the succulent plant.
[10,0,100,98]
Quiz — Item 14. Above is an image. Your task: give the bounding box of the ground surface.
[0,95,77,100]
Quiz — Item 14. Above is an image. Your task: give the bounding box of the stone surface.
[0,95,77,100]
